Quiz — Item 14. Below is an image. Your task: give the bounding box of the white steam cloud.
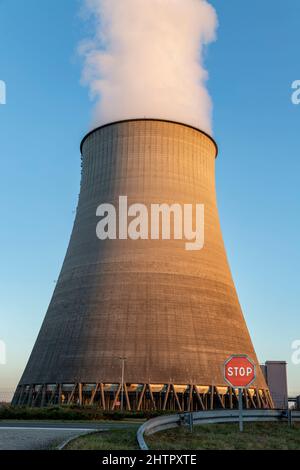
[80,0,217,135]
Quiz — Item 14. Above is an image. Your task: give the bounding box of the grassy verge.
[64,428,140,450]
[147,422,300,450]
[64,423,300,450]
[0,405,160,421]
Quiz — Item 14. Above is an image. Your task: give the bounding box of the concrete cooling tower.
[13,119,273,411]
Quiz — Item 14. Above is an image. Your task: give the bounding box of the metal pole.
[119,357,126,412]
[239,387,244,432]
[121,359,124,411]
[288,408,292,427]
[189,412,194,433]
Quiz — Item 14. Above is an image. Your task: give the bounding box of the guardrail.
[137,409,300,450]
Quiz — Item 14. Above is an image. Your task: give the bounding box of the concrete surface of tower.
[13,119,273,410]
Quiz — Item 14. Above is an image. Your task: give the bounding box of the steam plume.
[80,0,217,135]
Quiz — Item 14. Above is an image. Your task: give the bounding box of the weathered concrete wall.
[17,119,267,389]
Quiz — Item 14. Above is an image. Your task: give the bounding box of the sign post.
[238,387,243,432]
[224,355,256,433]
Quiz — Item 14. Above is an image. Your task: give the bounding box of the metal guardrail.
[137,409,300,450]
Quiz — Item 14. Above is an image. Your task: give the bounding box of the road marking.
[0,427,98,432]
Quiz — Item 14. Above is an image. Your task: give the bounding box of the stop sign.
[224,355,256,388]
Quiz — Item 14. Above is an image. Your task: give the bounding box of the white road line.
[0,427,98,432]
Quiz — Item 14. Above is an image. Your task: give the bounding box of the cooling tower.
[13,119,273,410]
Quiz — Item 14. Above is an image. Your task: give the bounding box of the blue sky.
[0,0,299,398]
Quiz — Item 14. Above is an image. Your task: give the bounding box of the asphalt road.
[0,421,140,450]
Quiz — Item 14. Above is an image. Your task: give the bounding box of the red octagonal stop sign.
[224,355,256,388]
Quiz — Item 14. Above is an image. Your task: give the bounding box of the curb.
[56,430,98,450]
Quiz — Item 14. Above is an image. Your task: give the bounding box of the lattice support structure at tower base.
[12,383,274,411]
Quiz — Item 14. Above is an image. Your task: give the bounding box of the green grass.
[64,428,140,450]
[0,405,156,421]
[64,423,300,450]
[147,422,300,450]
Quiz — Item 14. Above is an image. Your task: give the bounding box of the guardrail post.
[189,412,194,433]
[288,409,293,427]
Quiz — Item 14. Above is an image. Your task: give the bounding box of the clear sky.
[0,0,299,399]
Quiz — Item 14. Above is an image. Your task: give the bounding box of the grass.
[147,422,300,450]
[64,428,140,450]
[0,405,156,421]
[64,423,300,450]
